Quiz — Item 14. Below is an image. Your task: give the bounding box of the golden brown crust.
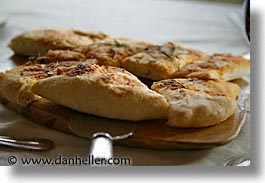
[164,42,208,61]
[0,60,95,106]
[17,60,96,79]
[8,29,112,56]
[173,54,250,81]
[74,39,148,67]
[31,41,209,81]
[31,64,169,121]
[112,37,151,47]
[65,63,146,88]
[151,78,240,128]
[121,42,206,80]
[40,50,86,61]
[0,73,40,106]
[9,29,212,80]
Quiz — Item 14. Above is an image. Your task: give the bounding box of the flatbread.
[151,78,240,128]
[0,59,96,106]
[73,40,147,67]
[121,42,207,80]
[173,54,250,81]
[8,29,111,56]
[31,63,169,121]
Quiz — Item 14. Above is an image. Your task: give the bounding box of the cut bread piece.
[31,63,169,121]
[151,78,240,128]
[74,40,148,67]
[37,50,86,61]
[121,42,208,80]
[8,29,111,56]
[0,60,95,106]
[173,54,250,81]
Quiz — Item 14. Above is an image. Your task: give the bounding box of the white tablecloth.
[0,0,249,166]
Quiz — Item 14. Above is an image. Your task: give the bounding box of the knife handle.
[89,132,113,165]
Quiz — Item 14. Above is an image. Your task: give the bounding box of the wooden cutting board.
[0,93,247,150]
[0,55,248,150]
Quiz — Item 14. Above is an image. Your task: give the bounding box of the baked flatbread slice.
[31,63,169,121]
[8,29,111,56]
[0,60,96,106]
[36,49,86,61]
[74,40,148,67]
[121,42,207,80]
[173,54,250,81]
[151,78,240,128]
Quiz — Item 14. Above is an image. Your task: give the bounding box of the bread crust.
[9,29,111,56]
[121,43,206,80]
[31,63,169,121]
[0,73,40,106]
[173,54,250,81]
[74,40,146,67]
[151,78,240,128]
[0,60,95,106]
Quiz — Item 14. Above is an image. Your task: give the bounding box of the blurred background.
[0,0,248,56]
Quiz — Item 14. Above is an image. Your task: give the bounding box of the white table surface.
[0,0,250,166]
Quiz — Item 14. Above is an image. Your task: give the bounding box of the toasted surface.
[121,42,207,80]
[8,29,111,56]
[0,59,95,106]
[151,78,240,128]
[15,40,208,80]
[31,63,169,121]
[173,54,250,81]
[39,50,86,61]
[74,40,146,67]
[73,42,202,80]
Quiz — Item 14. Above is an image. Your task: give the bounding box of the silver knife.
[68,112,138,163]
